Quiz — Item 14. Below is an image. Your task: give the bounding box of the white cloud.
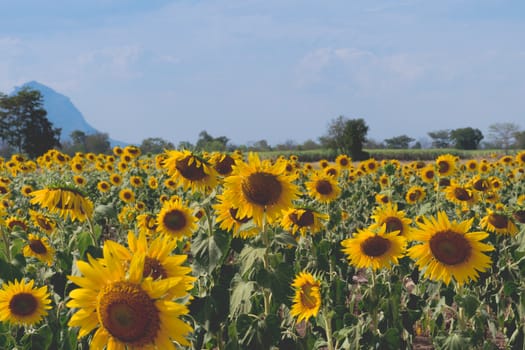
[76,45,143,79]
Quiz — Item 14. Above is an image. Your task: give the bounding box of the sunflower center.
[176,156,207,181]
[241,172,282,206]
[143,257,168,280]
[36,217,53,231]
[9,293,38,316]
[215,155,235,175]
[229,208,251,224]
[488,213,509,229]
[315,180,333,195]
[473,179,490,191]
[326,168,337,177]
[437,161,450,174]
[384,217,403,234]
[429,230,472,265]
[163,210,187,231]
[300,284,317,309]
[361,236,391,257]
[454,187,472,201]
[98,281,160,346]
[290,210,315,227]
[339,158,349,167]
[29,239,47,254]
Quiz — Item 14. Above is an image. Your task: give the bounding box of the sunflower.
[156,198,196,239]
[222,153,299,226]
[335,154,352,170]
[305,172,340,203]
[443,180,477,208]
[209,152,237,176]
[109,173,123,186]
[73,175,87,186]
[480,209,518,235]
[378,174,390,188]
[130,176,144,188]
[280,207,329,236]
[67,244,193,348]
[119,188,135,203]
[513,209,525,224]
[21,184,34,197]
[137,213,159,235]
[0,279,51,326]
[465,159,478,172]
[407,211,494,286]
[420,165,436,183]
[5,216,28,231]
[318,159,329,169]
[516,150,525,165]
[405,185,426,204]
[162,150,218,192]
[370,203,413,237]
[0,183,10,196]
[362,159,379,174]
[341,224,407,271]
[470,175,491,192]
[30,186,93,222]
[29,210,56,234]
[148,176,159,189]
[375,193,391,205]
[290,272,321,322]
[104,231,195,298]
[97,180,111,193]
[213,194,258,239]
[23,234,55,266]
[435,154,457,177]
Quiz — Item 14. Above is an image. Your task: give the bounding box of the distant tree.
[449,127,484,150]
[412,141,422,149]
[514,130,525,149]
[249,139,271,151]
[178,141,194,150]
[140,137,175,154]
[300,139,320,150]
[427,129,451,148]
[364,138,384,149]
[320,116,369,160]
[195,130,229,151]
[0,87,61,158]
[488,122,520,150]
[384,135,415,149]
[62,130,110,155]
[275,140,297,151]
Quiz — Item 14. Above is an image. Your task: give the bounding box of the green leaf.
[274,231,298,247]
[238,246,266,278]
[192,229,231,274]
[230,274,256,316]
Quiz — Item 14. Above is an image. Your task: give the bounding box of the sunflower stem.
[322,309,335,350]
[261,211,272,316]
[85,217,98,246]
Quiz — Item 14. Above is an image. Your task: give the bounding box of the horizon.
[1,1,524,146]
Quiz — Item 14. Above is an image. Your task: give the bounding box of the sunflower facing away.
[67,246,193,349]
[290,272,321,323]
[222,153,299,226]
[161,150,218,192]
[280,207,329,236]
[30,186,93,222]
[0,279,51,326]
[156,198,197,239]
[23,234,55,266]
[305,172,341,204]
[341,224,407,271]
[407,211,494,286]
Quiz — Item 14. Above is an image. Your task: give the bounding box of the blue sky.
[1,0,524,146]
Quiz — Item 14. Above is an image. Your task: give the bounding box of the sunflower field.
[0,147,524,350]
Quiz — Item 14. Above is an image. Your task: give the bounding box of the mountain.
[12,81,126,146]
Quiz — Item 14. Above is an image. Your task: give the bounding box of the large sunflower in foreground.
[341,224,407,271]
[480,209,518,235]
[161,150,218,192]
[104,231,195,299]
[0,279,51,326]
[407,211,494,286]
[290,272,321,323]
[222,153,299,226]
[305,172,341,203]
[30,186,93,222]
[67,249,193,349]
[156,198,197,239]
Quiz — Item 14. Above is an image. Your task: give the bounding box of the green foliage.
[320,116,370,160]
[450,127,484,150]
[139,136,175,154]
[61,130,111,155]
[384,134,415,149]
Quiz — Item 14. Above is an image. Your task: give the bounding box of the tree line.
[1,88,523,159]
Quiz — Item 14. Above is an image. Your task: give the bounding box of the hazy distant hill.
[13,81,126,146]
